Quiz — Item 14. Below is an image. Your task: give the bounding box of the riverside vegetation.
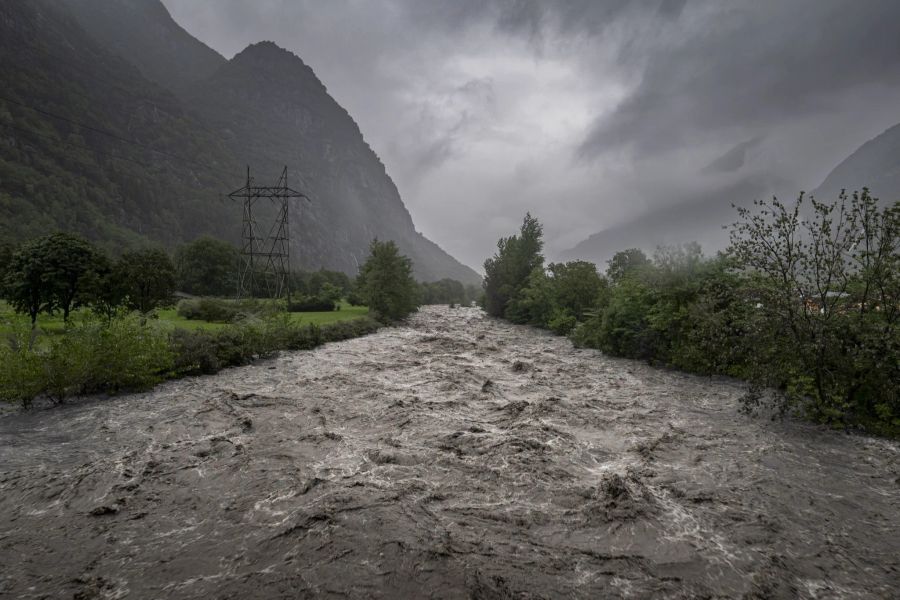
[483,190,899,436]
[0,237,430,407]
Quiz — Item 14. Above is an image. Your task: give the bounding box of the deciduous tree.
[358,239,420,323]
[118,248,176,313]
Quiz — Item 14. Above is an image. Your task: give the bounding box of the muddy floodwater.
[0,307,898,598]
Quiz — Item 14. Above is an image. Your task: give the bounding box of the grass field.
[0,300,369,336]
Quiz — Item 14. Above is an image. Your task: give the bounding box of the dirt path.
[0,306,897,598]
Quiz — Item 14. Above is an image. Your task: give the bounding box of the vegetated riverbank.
[0,310,380,407]
[0,306,896,598]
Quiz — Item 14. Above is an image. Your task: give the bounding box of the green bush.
[49,315,173,398]
[2,304,382,408]
[177,297,239,322]
[176,297,271,323]
[287,297,336,312]
[0,315,172,405]
[0,328,46,407]
[169,328,221,375]
[547,308,577,336]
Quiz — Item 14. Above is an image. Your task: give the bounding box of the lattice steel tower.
[228,166,307,300]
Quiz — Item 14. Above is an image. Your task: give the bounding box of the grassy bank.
[0,300,368,335]
[0,300,379,408]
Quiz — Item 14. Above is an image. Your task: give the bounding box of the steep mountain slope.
[185,42,480,283]
[66,0,226,98]
[1,0,480,282]
[814,121,900,203]
[0,0,239,252]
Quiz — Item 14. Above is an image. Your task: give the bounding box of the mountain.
[559,180,768,266]
[184,41,479,283]
[814,121,900,203]
[66,0,226,98]
[564,116,900,266]
[0,0,239,252]
[0,0,480,283]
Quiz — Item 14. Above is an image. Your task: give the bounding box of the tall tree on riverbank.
[1,233,104,324]
[729,189,899,423]
[357,240,420,323]
[118,249,177,313]
[174,237,239,297]
[482,213,544,318]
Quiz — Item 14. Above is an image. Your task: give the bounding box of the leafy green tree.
[483,213,544,317]
[1,233,103,324]
[2,241,48,326]
[118,248,176,313]
[420,278,467,305]
[507,266,557,325]
[174,236,239,297]
[317,282,343,306]
[729,190,899,428]
[548,260,606,318]
[78,256,126,322]
[357,239,420,323]
[0,241,13,279]
[606,248,651,284]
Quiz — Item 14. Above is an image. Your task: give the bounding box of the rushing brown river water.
[0,306,897,598]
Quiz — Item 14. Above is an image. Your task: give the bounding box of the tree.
[0,242,13,279]
[606,248,651,284]
[1,233,103,324]
[548,260,605,318]
[728,190,899,426]
[174,236,238,297]
[118,248,176,313]
[78,255,126,322]
[483,213,544,317]
[420,278,466,305]
[357,239,420,323]
[2,240,48,326]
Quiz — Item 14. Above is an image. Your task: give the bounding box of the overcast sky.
[162,0,900,270]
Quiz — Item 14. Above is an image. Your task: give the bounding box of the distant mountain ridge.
[814,121,900,203]
[0,0,480,283]
[563,120,900,266]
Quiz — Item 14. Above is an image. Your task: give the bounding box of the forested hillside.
[0,0,480,283]
[0,0,238,253]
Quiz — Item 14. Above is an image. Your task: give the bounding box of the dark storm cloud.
[578,0,900,159]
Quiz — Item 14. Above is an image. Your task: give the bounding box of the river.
[0,306,897,598]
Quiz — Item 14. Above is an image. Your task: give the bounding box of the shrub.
[287,296,336,312]
[169,328,221,376]
[0,328,46,407]
[176,297,270,323]
[547,308,577,336]
[48,315,173,398]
